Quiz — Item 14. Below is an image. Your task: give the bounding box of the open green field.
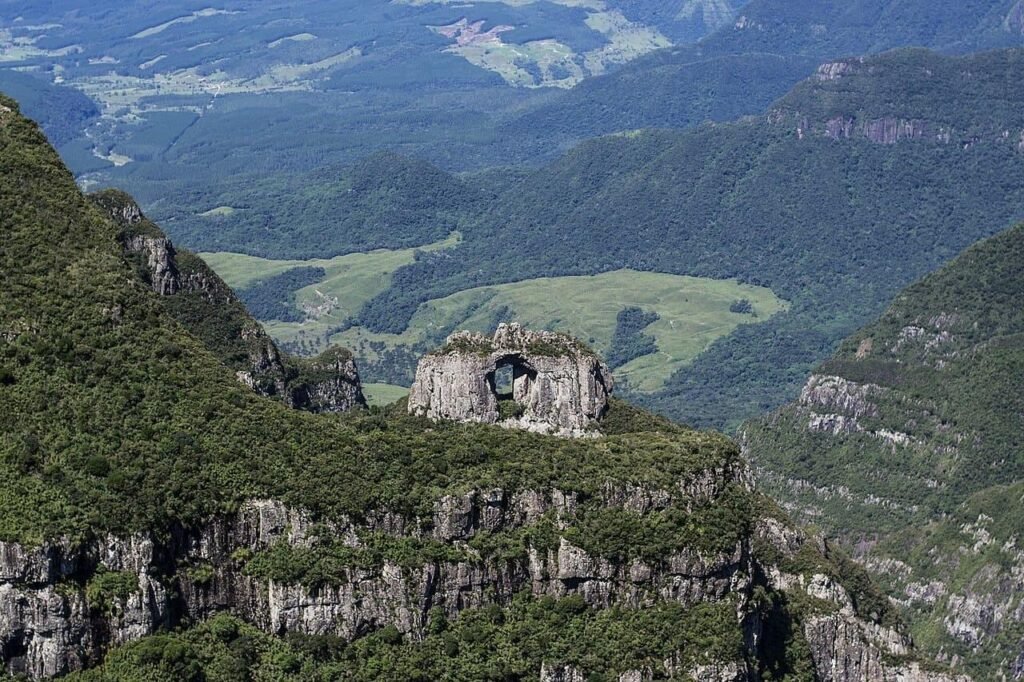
[362,383,411,407]
[200,232,461,348]
[201,244,787,392]
[332,269,788,391]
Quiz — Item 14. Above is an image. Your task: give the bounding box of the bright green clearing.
[333,270,787,392]
[200,231,460,321]
[363,383,411,407]
[201,244,786,393]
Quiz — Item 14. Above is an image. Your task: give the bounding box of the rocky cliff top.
[433,323,598,359]
[410,324,612,437]
[769,49,1024,148]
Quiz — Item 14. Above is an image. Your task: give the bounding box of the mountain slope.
[0,95,961,681]
[704,0,1024,56]
[343,48,1024,429]
[88,188,366,412]
[743,224,1024,679]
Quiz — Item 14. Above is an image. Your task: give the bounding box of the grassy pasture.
[202,244,787,392]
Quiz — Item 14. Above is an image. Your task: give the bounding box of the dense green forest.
[161,153,484,258]
[238,267,327,323]
[64,601,750,681]
[0,70,98,147]
[699,0,1024,56]
[607,307,660,369]
[743,222,1024,679]
[357,49,1024,428]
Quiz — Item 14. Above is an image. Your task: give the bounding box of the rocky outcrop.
[803,614,970,682]
[234,321,289,397]
[87,189,365,414]
[286,347,367,413]
[119,233,180,296]
[409,323,613,437]
[0,466,966,680]
[0,478,749,679]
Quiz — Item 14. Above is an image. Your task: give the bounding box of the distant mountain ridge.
[330,47,1024,429]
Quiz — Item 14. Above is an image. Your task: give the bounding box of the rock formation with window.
[408,324,613,437]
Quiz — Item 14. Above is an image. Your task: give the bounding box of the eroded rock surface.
[409,323,613,437]
[286,347,366,414]
[88,190,365,413]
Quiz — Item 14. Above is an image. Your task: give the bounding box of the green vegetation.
[0,96,743,547]
[306,269,784,390]
[85,569,138,615]
[607,306,659,369]
[238,266,326,323]
[168,153,481,260]
[0,70,98,147]
[745,223,1024,679]
[66,597,752,682]
[362,383,409,407]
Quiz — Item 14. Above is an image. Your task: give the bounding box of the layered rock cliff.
[744,225,1024,680]
[769,50,1024,150]
[0,470,964,680]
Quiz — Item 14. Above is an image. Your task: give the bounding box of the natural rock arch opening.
[486,355,538,421]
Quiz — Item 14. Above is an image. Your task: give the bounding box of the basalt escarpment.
[771,53,1024,151]
[409,324,613,437]
[0,470,964,681]
[284,346,365,414]
[88,190,366,413]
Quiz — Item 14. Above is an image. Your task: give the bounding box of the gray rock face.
[0,457,966,680]
[120,234,180,296]
[0,484,748,678]
[286,348,367,414]
[234,321,289,398]
[803,615,970,682]
[409,323,613,437]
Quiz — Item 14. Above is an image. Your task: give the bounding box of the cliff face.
[88,190,366,413]
[285,346,366,414]
[744,225,1024,680]
[0,474,964,681]
[769,51,1024,149]
[409,324,613,437]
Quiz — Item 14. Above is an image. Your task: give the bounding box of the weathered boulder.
[408,323,613,437]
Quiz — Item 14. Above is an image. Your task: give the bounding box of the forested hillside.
[340,48,1024,428]
[743,223,1024,680]
[0,94,956,681]
[703,0,1024,56]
